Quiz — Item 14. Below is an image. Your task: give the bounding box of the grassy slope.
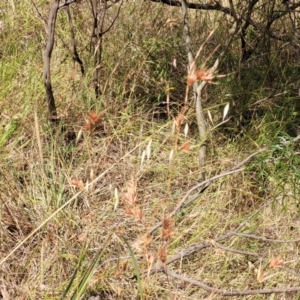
[1,1,300,299]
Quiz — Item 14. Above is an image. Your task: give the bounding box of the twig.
[30,0,47,24]
[281,267,300,279]
[101,0,123,35]
[148,148,267,235]
[66,5,85,75]
[210,117,231,131]
[150,0,300,45]
[233,233,300,244]
[59,0,77,8]
[164,269,300,296]
[212,241,262,258]
[143,198,273,277]
[168,198,273,265]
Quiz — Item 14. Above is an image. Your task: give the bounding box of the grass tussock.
[1,1,300,299]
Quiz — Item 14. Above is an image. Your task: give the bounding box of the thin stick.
[233,233,300,243]
[165,269,300,296]
[148,148,267,235]
[212,241,262,257]
[143,198,273,277]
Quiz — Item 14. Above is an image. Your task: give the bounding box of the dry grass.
[1,1,300,299]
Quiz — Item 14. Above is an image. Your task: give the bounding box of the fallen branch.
[164,269,300,296]
[233,232,300,244]
[148,148,267,235]
[143,196,273,277]
[142,190,300,297]
[280,267,300,280]
[212,241,262,258]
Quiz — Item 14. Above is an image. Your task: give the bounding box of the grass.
[1,1,300,299]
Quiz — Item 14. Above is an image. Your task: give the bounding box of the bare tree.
[152,0,300,172]
[90,0,123,98]
[43,0,122,117]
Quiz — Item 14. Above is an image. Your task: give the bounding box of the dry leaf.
[83,111,105,131]
[1,286,9,300]
[169,149,174,163]
[142,234,154,247]
[172,57,177,68]
[162,218,176,239]
[146,252,156,278]
[158,245,168,263]
[187,72,198,86]
[131,206,143,222]
[162,218,174,229]
[207,109,213,124]
[195,69,215,82]
[70,179,84,190]
[146,139,152,160]
[123,179,144,223]
[184,123,189,138]
[162,227,176,239]
[187,68,226,86]
[179,140,191,152]
[269,256,284,268]
[124,205,133,216]
[165,18,179,28]
[140,150,146,167]
[174,113,184,129]
[83,120,92,131]
[257,271,268,283]
[123,179,137,205]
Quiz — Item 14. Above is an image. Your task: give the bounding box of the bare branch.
[59,0,77,9]
[233,232,300,243]
[90,0,123,98]
[212,241,262,258]
[151,0,300,45]
[148,148,267,235]
[150,0,232,14]
[165,269,300,296]
[165,198,273,267]
[281,267,300,280]
[30,0,47,25]
[101,0,123,36]
[140,164,273,279]
[66,5,85,75]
